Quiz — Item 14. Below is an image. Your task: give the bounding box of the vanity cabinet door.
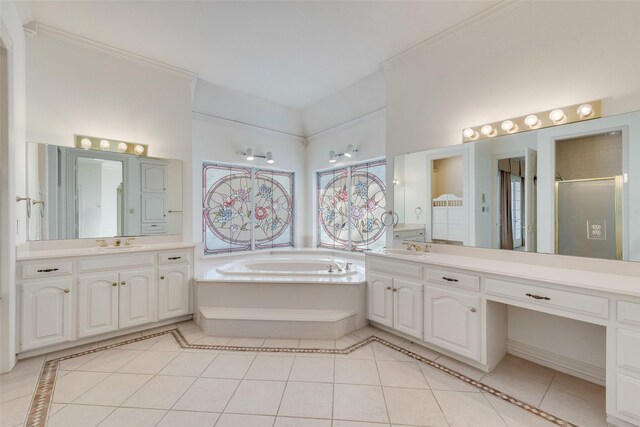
[367,272,394,327]
[141,163,167,192]
[119,269,156,329]
[141,194,167,223]
[21,278,74,351]
[424,286,480,361]
[158,265,190,320]
[393,279,424,339]
[77,273,119,338]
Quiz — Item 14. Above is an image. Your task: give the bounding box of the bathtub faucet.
[328,258,343,273]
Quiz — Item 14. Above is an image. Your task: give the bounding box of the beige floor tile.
[180,330,207,344]
[435,355,486,380]
[289,357,334,383]
[0,395,32,426]
[539,387,607,427]
[549,372,605,406]
[371,343,412,362]
[146,335,183,351]
[376,361,429,389]
[225,379,286,415]
[76,349,143,372]
[332,422,389,427]
[299,339,336,349]
[484,392,555,427]
[278,381,333,419]
[335,359,380,385]
[123,375,195,409]
[481,370,549,407]
[176,320,199,332]
[333,384,389,424]
[52,371,110,403]
[158,351,217,376]
[433,390,507,427]
[195,335,231,346]
[214,413,275,427]
[336,344,376,360]
[141,324,179,335]
[98,407,167,427]
[335,334,360,349]
[491,355,556,386]
[74,373,152,406]
[57,351,102,371]
[263,338,300,348]
[48,402,67,417]
[45,344,94,361]
[0,372,38,403]
[201,353,255,379]
[350,326,380,339]
[156,410,220,427]
[245,355,294,380]
[383,387,448,426]
[117,338,158,351]
[399,340,441,360]
[117,350,181,374]
[419,364,479,392]
[0,355,44,382]
[90,332,143,349]
[275,417,332,427]
[47,403,115,427]
[227,337,266,347]
[172,377,240,412]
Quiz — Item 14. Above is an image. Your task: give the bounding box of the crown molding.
[192,110,306,141]
[381,0,526,71]
[24,21,197,80]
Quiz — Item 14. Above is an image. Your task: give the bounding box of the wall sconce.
[75,135,148,156]
[241,148,274,164]
[328,144,359,163]
[462,100,602,143]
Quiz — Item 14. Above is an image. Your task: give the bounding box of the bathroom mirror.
[393,109,639,262]
[26,143,183,241]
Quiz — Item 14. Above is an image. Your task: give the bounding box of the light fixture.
[328,145,358,163]
[245,148,254,161]
[117,142,128,152]
[344,144,355,158]
[99,139,110,150]
[80,138,92,150]
[134,145,145,155]
[75,135,148,156]
[329,150,337,163]
[549,109,566,123]
[266,151,274,164]
[461,100,601,143]
[240,148,274,164]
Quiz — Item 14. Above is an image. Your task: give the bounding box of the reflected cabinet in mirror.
[26,143,183,241]
[393,109,639,262]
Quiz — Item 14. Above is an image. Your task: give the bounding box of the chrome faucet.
[328,258,343,272]
[345,262,353,271]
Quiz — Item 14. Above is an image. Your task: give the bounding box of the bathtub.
[215,257,359,278]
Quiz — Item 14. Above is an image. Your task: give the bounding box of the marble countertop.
[17,242,196,261]
[368,250,640,298]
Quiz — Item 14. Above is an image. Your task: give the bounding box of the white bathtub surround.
[196,250,366,339]
[365,249,640,427]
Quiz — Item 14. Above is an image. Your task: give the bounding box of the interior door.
[525,148,537,252]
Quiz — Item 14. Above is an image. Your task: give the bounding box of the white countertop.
[16,242,196,261]
[369,251,640,298]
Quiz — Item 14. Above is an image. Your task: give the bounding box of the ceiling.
[25,1,499,110]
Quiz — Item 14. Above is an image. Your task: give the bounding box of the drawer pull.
[160,276,165,280]
[37,268,59,273]
[168,256,182,260]
[442,276,459,283]
[526,293,550,301]
[121,281,126,286]
[112,282,118,287]
[470,307,477,313]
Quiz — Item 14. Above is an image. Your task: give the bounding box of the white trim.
[381,1,526,70]
[507,339,606,386]
[192,110,306,141]
[27,22,197,80]
[306,107,386,140]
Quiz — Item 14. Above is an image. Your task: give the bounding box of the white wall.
[25,35,194,241]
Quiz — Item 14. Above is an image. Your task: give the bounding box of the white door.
[21,278,73,351]
[158,265,190,320]
[141,163,167,192]
[525,148,538,252]
[393,279,423,339]
[424,286,480,361]
[367,272,394,327]
[119,269,156,329]
[141,194,167,223]
[77,273,119,338]
[510,175,523,248]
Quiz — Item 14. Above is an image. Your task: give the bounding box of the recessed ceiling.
[26,1,499,109]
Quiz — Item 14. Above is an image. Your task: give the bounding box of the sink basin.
[382,248,427,257]
[90,245,145,252]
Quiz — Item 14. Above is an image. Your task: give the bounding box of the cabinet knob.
[112,282,118,287]
[470,307,476,313]
[121,281,126,286]
[386,286,391,290]
[392,288,398,292]
[160,276,165,280]
[63,288,70,293]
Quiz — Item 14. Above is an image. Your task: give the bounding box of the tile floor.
[0,321,607,427]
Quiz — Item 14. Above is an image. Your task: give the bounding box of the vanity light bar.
[74,135,148,156]
[462,100,602,143]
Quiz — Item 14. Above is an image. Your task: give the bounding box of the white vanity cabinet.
[141,163,168,192]
[118,269,156,328]
[367,272,394,327]
[77,273,119,338]
[158,265,190,320]
[393,279,424,339]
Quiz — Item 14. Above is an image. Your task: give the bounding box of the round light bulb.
[501,120,516,132]
[463,128,477,139]
[524,114,540,128]
[80,138,92,150]
[99,139,110,150]
[481,125,495,137]
[577,103,593,118]
[117,142,128,152]
[134,145,144,155]
[549,109,565,123]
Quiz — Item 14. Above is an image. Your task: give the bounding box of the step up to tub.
[199,307,357,339]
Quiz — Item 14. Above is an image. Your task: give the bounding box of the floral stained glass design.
[317,159,386,252]
[203,163,294,254]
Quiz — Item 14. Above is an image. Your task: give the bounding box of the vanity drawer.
[616,373,640,421]
[158,251,190,264]
[618,301,640,327]
[142,223,166,234]
[485,278,609,319]
[426,268,479,292]
[78,254,155,272]
[617,328,640,374]
[368,257,423,280]
[21,261,73,279]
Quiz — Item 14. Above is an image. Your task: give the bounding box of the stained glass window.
[203,162,294,254]
[317,159,387,252]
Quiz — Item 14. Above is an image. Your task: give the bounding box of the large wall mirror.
[26,143,183,241]
[393,109,639,262]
